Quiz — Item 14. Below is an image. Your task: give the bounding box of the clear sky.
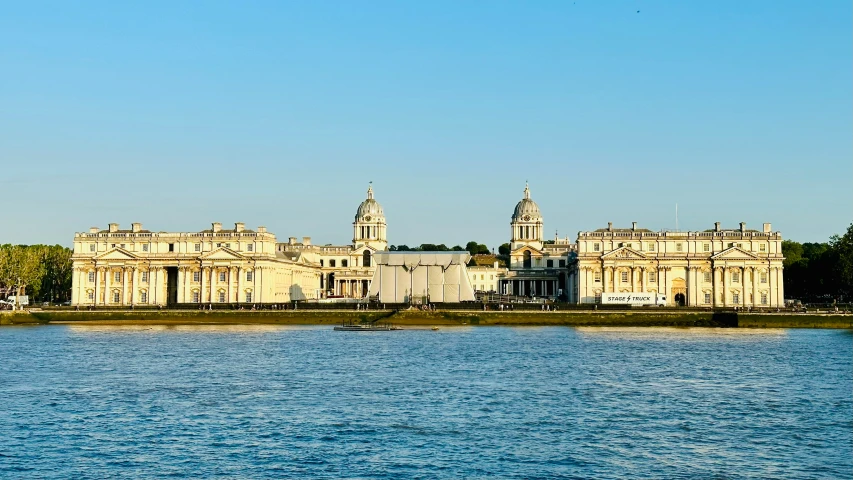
[1,0,850,248]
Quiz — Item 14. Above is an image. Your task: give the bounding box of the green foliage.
[0,244,73,302]
[498,243,511,256]
[465,241,490,256]
[782,224,853,302]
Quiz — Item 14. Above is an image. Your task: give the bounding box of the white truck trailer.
[601,292,666,307]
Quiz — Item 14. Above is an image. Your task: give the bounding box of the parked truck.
[601,292,666,307]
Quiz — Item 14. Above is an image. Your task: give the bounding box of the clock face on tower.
[365,215,371,221]
[523,215,531,221]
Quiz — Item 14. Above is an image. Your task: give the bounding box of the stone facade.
[276,185,387,299]
[71,222,320,306]
[572,222,785,307]
[499,184,575,299]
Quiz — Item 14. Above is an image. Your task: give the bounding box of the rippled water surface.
[1,325,850,479]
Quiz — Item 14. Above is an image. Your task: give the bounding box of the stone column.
[712,267,721,307]
[94,267,101,306]
[742,267,748,308]
[752,267,760,307]
[237,267,243,303]
[176,267,184,303]
[722,268,728,307]
[227,267,235,302]
[120,267,128,305]
[104,267,111,305]
[603,267,611,293]
[209,267,216,303]
[132,267,139,305]
[257,267,263,303]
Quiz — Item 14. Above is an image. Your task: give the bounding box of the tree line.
[0,245,73,303]
[782,223,853,303]
[389,241,494,257]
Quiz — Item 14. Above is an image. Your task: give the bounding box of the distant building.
[467,255,508,293]
[70,222,320,307]
[572,222,785,307]
[498,184,575,300]
[277,185,386,299]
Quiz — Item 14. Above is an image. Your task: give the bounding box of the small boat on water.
[431,326,440,331]
[333,321,402,332]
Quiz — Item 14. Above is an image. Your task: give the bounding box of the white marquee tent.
[368,252,476,303]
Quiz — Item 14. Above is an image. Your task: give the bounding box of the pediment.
[94,248,138,260]
[353,245,376,254]
[711,247,759,260]
[200,247,244,260]
[601,247,647,260]
[511,246,543,256]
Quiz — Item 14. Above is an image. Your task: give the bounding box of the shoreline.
[3,309,852,329]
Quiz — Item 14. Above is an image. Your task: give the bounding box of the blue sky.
[1,0,850,248]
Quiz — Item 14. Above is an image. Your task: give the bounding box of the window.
[733,293,740,304]
[760,272,767,283]
[192,291,200,303]
[760,244,766,252]
[594,270,601,282]
[704,293,711,304]
[218,291,226,303]
[111,244,116,248]
[192,271,200,282]
[89,244,96,252]
[120,244,125,249]
[226,243,230,249]
[621,271,628,283]
[330,260,336,268]
[168,243,175,252]
[648,243,655,251]
[342,260,348,267]
[727,243,734,248]
[216,243,222,248]
[704,272,711,283]
[490,275,494,280]
[245,292,253,303]
[142,271,149,283]
[676,243,683,252]
[732,272,740,283]
[480,274,485,280]
[112,291,120,303]
[140,292,148,304]
[547,260,553,268]
[593,243,600,252]
[114,271,121,282]
[559,260,566,268]
[737,243,743,248]
[761,293,768,305]
[594,291,602,303]
[320,260,324,267]
[247,271,253,282]
[87,291,94,301]
[219,272,226,282]
[703,243,710,252]
[363,251,372,267]
[194,243,201,252]
[649,271,657,283]
[247,244,253,252]
[88,271,95,283]
[142,244,149,252]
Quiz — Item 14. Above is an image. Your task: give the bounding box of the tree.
[830,223,853,300]
[465,241,490,256]
[498,243,511,256]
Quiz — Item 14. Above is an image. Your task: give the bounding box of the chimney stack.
[763,223,772,233]
[257,226,267,233]
[608,222,613,231]
[108,223,119,233]
[740,222,746,232]
[212,222,222,233]
[89,227,100,234]
[632,221,637,231]
[302,236,311,246]
[714,222,721,232]
[132,222,142,233]
[235,222,245,233]
[288,237,297,245]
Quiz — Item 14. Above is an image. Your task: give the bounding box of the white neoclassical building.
[498,184,575,299]
[572,222,785,307]
[276,184,388,299]
[71,222,321,307]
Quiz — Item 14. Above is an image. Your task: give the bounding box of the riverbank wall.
[4,309,851,328]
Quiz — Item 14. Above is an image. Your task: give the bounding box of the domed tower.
[511,183,544,251]
[353,184,387,251]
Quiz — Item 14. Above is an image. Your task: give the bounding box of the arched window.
[523,250,532,269]
[330,259,336,268]
[363,250,372,267]
[342,259,348,267]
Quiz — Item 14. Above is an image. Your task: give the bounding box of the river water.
[0,325,850,479]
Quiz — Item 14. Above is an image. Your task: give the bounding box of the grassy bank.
[6,309,850,328]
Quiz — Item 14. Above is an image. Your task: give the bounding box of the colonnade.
[499,279,558,297]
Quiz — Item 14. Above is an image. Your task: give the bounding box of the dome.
[355,185,384,220]
[512,184,541,221]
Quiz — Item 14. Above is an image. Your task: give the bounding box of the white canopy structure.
[368,252,476,303]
